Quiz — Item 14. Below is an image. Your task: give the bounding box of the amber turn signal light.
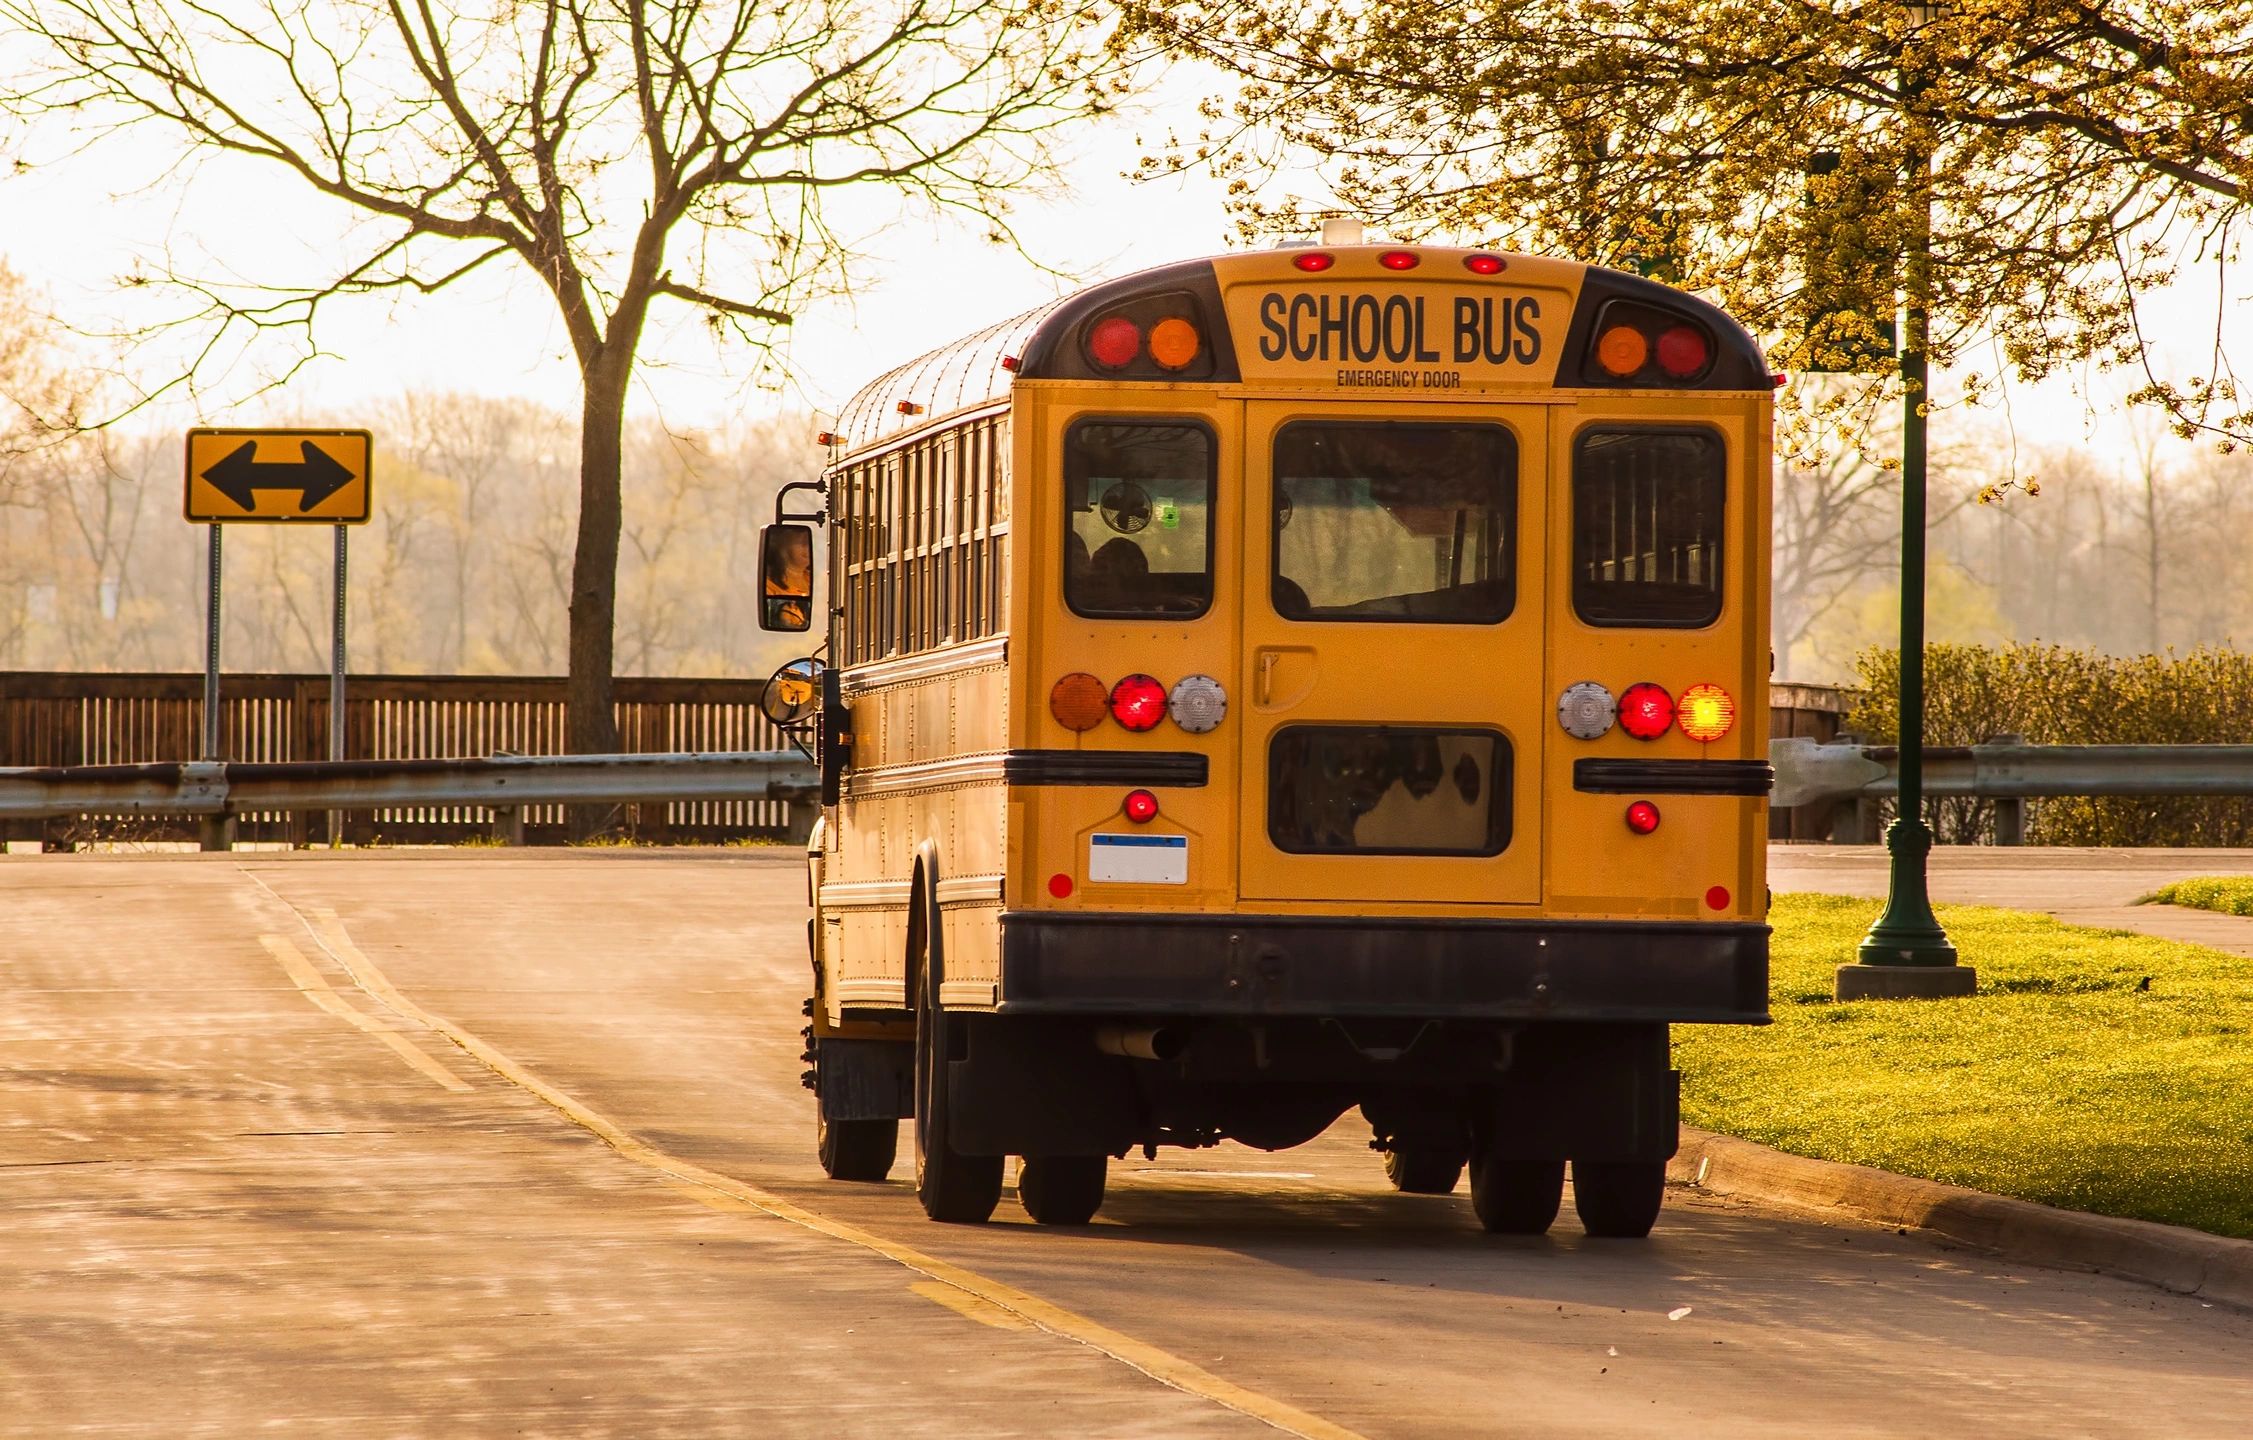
[1050,672,1109,732]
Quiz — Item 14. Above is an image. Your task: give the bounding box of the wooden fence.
[0,671,793,847]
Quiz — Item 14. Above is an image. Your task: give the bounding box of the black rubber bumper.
[997,912,1769,1024]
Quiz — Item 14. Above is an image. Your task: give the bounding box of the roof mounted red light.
[1108,674,1167,732]
[1377,250,1419,271]
[1087,315,1143,370]
[1463,253,1505,275]
[1293,252,1335,273]
[1656,323,1712,378]
[1618,682,1675,741]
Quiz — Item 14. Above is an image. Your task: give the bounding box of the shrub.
[1849,642,2253,845]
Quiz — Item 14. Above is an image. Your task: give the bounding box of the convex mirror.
[761,657,825,728]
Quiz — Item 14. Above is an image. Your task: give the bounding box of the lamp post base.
[1835,963,1978,1001]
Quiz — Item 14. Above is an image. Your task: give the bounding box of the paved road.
[1773,843,2253,954]
[3,850,2249,1437]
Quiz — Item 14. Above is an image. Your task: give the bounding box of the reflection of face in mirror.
[761,657,825,727]
[761,524,814,632]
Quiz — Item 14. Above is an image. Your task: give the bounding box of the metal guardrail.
[1771,738,2253,808]
[0,751,820,822]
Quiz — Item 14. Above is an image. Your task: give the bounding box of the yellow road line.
[256,882,1364,1440]
[906,1277,1037,1332]
[257,934,470,1093]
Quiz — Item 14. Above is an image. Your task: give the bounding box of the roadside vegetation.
[1677,894,2253,1239]
[2149,877,2253,917]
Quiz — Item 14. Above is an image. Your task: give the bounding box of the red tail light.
[1123,789,1159,823]
[1087,315,1142,369]
[1108,674,1167,732]
[1625,801,1661,835]
[1677,683,1737,743]
[1618,683,1674,740]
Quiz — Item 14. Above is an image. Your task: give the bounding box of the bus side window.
[1063,420,1215,620]
[1571,428,1725,628]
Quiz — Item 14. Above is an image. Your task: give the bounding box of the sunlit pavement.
[2,849,2247,1437]
[1772,843,2253,954]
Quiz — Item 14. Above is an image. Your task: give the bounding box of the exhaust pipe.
[1095,1024,1184,1062]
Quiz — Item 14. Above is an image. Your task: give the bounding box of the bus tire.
[817,1111,897,1183]
[1018,1155,1107,1225]
[912,942,1002,1224]
[1469,1147,1565,1235]
[1383,1146,1466,1195]
[1571,1159,1666,1238]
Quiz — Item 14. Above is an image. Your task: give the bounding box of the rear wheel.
[816,1109,897,1182]
[1018,1155,1108,1225]
[1571,1159,1667,1238]
[912,943,1002,1224]
[1469,1138,1565,1235]
[1383,1146,1466,1195]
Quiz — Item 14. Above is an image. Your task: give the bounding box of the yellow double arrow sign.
[184,428,372,524]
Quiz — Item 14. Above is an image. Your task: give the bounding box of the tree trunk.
[566,348,629,835]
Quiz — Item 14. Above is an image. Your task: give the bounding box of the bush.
[1850,642,2253,845]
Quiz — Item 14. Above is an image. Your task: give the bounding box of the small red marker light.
[1293,252,1335,272]
[1705,885,1732,911]
[1048,873,1074,899]
[1123,789,1159,823]
[1108,674,1167,732]
[1618,682,1675,740]
[1378,249,1419,270]
[1770,372,1789,389]
[1463,253,1505,275]
[1000,354,1021,372]
[815,431,838,447]
[896,400,924,416]
[1625,801,1661,835]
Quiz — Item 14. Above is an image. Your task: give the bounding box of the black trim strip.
[1004,749,1208,787]
[1574,758,1773,796]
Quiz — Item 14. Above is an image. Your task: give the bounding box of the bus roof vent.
[1319,217,1366,246]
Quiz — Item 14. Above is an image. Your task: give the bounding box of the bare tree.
[3,0,1122,782]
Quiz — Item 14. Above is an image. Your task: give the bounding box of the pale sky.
[0,61,2241,475]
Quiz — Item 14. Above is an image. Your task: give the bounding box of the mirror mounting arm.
[775,478,828,524]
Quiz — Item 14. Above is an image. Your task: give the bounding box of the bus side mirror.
[759,522,815,633]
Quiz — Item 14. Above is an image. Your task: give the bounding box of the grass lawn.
[1675,893,2253,1239]
[2148,875,2253,916]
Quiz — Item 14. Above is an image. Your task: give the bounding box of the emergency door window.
[1268,726,1510,856]
[1064,420,1214,618]
[1271,422,1516,623]
[1572,428,1725,627]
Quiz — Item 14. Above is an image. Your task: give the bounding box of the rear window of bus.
[1064,419,1215,619]
[1271,422,1516,624]
[1571,428,1725,628]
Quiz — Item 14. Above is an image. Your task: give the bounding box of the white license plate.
[1088,832,1188,885]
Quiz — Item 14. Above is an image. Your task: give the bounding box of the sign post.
[183,428,373,851]
[330,523,348,846]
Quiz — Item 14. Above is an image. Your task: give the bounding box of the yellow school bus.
[758,235,1772,1236]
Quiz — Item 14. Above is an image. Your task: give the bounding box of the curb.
[1669,1127,2253,1312]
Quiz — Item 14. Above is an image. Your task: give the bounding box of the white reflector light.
[1169,674,1227,733]
[1557,681,1617,740]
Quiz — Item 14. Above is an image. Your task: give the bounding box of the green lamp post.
[1838,1,1976,1001]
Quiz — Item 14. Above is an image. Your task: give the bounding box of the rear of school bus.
[949,243,1771,1236]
